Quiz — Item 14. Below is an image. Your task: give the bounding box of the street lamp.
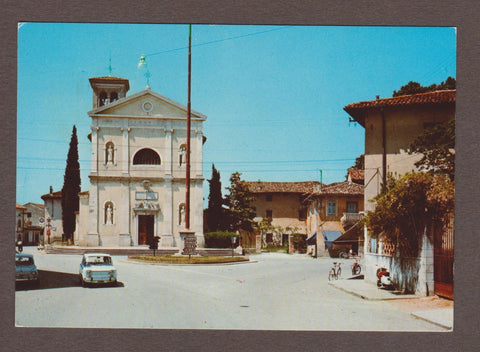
[137,54,152,88]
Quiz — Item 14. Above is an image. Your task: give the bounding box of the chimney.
[49,186,53,195]
[376,95,380,100]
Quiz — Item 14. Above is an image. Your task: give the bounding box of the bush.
[204,231,238,248]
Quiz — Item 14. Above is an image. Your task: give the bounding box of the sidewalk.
[329,278,453,330]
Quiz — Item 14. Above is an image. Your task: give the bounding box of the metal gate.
[434,217,454,299]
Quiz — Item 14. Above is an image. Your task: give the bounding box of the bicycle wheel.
[337,267,341,278]
[328,269,335,281]
[352,264,361,275]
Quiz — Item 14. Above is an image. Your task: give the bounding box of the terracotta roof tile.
[348,168,364,182]
[310,181,364,197]
[244,181,322,194]
[344,89,455,126]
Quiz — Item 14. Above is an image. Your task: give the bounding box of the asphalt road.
[15,247,445,331]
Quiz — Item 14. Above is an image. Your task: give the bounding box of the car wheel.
[80,275,86,287]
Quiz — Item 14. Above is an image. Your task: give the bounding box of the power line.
[145,26,292,58]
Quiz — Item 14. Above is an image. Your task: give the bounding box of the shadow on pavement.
[15,270,124,291]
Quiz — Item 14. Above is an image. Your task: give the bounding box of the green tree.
[365,172,454,257]
[393,76,456,97]
[206,164,224,232]
[408,119,455,181]
[224,172,256,232]
[61,125,81,242]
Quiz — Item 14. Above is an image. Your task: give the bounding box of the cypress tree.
[206,164,223,232]
[61,125,81,242]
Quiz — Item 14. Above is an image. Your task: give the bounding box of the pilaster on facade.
[121,125,130,175]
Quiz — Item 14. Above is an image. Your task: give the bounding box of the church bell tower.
[89,77,130,109]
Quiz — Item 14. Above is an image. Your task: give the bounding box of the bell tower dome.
[89,76,130,109]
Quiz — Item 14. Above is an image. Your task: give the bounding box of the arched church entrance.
[138,215,154,246]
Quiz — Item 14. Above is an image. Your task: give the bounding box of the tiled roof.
[16,203,27,210]
[348,168,364,182]
[344,90,456,126]
[244,181,322,194]
[310,181,364,197]
[41,190,62,200]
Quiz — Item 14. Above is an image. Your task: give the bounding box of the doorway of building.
[138,215,154,246]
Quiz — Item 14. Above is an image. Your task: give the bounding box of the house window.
[266,210,273,219]
[133,148,161,165]
[26,212,32,218]
[326,200,337,216]
[347,201,358,213]
[266,194,273,202]
[370,237,378,253]
[298,207,307,221]
[266,233,273,243]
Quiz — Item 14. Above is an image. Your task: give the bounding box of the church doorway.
[138,215,154,246]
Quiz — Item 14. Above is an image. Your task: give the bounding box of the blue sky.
[16,23,456,206]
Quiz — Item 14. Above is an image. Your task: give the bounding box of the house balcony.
[341,212,364,227]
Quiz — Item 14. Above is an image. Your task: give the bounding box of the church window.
[133,148,161,165]
[99,91,108,106]
[110,92,118,103]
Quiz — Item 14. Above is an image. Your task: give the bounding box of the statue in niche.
[106,144,114,164]
[179,204,185,225]
[106,203,114,224]
[179,145,186,166]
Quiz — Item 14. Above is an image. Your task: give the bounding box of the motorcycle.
[16,240,23,253]
[376,267,394,289]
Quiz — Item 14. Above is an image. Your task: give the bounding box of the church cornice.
[88,175,204,182]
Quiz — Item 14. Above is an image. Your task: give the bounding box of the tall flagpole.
[185,24,192,230]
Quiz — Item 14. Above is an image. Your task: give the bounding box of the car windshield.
[85,256,112,265]
[16,256,33,266]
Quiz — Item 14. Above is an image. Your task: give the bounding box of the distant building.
[41,187,64,244]
[244,181,321,252]
[22,202,45,245]
[305,180,364,257]
[15,203,26,242]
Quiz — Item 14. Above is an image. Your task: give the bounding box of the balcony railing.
[341,212,364,225]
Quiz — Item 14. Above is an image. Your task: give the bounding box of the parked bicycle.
[351,259,361,275]
[328,261,342,280]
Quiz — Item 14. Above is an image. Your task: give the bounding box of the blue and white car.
[15,253,39,285]
[79,253,117,287]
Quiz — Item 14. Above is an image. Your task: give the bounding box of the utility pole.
[185,23,192,230]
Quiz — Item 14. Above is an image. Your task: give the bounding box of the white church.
[74,76,206,248]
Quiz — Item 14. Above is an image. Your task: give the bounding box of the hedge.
[204,231,238,248]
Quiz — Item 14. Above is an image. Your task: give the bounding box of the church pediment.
[88,89,207,120]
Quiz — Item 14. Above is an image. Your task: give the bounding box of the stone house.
[40,187,64,244]
[244,181,321,252]
[344,89,455,297]
[15,203,26,243]
[305,180,364,257]
[75,76,206,249]
[22,202,45,245]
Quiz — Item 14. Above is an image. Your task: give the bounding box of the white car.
[16,253,39,285]
[79,253,117,287]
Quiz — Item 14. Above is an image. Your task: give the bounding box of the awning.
[333,222,364,244]
[323,231,342,248]
[306,231,317,245]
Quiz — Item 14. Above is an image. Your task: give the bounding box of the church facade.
[75,76,206,248]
